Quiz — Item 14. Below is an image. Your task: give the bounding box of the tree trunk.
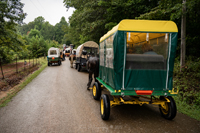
[0,58,4,79]
[180,0,186,71]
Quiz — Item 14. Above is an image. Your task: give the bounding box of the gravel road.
[0,59,199,133]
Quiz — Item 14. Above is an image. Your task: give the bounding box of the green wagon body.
[98,20,178,97]
[48,57,60,63]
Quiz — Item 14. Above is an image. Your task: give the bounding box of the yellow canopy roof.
[100,19,178,42]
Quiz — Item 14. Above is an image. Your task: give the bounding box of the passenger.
[69,51,75,68]
[142,42,157,55]
[63,50,65,60]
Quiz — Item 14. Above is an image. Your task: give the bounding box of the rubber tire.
[77,64,81,72]
[100,94,110,120]
[58,60,61,66]
[92,82,101,100]
[75,64,77,69]
[159,96,177,120]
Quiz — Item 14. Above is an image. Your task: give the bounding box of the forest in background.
[1,0,200,119]
[0,0,71,64]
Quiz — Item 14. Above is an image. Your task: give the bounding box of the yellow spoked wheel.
[159,96,177,120]
[101,98,104,115]
[93,85,96,97]
[92,82,101,100]
[100,94,110,120]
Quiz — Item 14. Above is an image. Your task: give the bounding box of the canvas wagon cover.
[99,19,178,92]
[48,47,60,57]
[76,41,99,57]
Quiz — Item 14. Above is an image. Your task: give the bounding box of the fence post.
[29,56,30,72]
[24,57,25,71]
[0,58,4,79]
[33,57,34,67]
[16,56,18,73]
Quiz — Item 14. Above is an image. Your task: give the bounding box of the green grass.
[0,57,47,107]
[173,57,200,121]
[174,96,200,121]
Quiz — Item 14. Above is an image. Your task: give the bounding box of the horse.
[86,56,99,90]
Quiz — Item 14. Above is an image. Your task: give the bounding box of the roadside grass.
[174,96,200,121]
[0,57,47,107]
[173,57,200,121]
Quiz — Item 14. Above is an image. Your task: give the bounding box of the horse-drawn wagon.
[75,41,99,71]
[92,19,179,120]
[47,47,62,66]
[65,47,71,57]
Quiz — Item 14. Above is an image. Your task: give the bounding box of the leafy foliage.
[28,29,41,38]
[137,0,200,58]
[0,0,27,63]
[54,17,69,44]
[63,0,159,46]
[173,57,200,120]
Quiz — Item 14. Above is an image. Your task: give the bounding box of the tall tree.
[137,0,200,58]
[180,0,186,71]
[63,0,159,45]
[0,0,26,56]
[18,16,55,41]
[54,17,69,44]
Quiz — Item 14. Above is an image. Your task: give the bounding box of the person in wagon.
[69,50,76,68]
[142,42,157,55]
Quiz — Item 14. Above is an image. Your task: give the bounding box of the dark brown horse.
[86,56,99,90]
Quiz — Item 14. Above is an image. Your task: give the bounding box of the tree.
[33,16,45,30]
[28,29,42,38]
[0,0,26,57]
[136,0,200,58]
[180,0,186,71]
[18,16,55,41]
[54,17,69,44]
[63,0,159,45]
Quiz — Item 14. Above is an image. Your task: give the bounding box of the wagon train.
[90,19,179,120]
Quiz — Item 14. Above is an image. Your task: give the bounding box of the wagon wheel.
[75,64,77,69]
[77,64,81,72]
[92,82,101,100]
[48,62,50,66]
[159,96,177,120]
[58,61,61,66]
[100,94,110,120]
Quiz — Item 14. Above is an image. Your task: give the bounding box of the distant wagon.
[91,19,179,120]
[65,47,71,57]
[47,47,62,66]
[75,41,99,71]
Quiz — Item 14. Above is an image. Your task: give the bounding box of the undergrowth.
[173,57,200,120]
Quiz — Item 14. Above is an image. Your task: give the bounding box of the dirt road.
[0,59,199,133]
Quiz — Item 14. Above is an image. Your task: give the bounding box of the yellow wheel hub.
[161,101,169,115]
[101,99,104,115]
[93,85,96,96]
